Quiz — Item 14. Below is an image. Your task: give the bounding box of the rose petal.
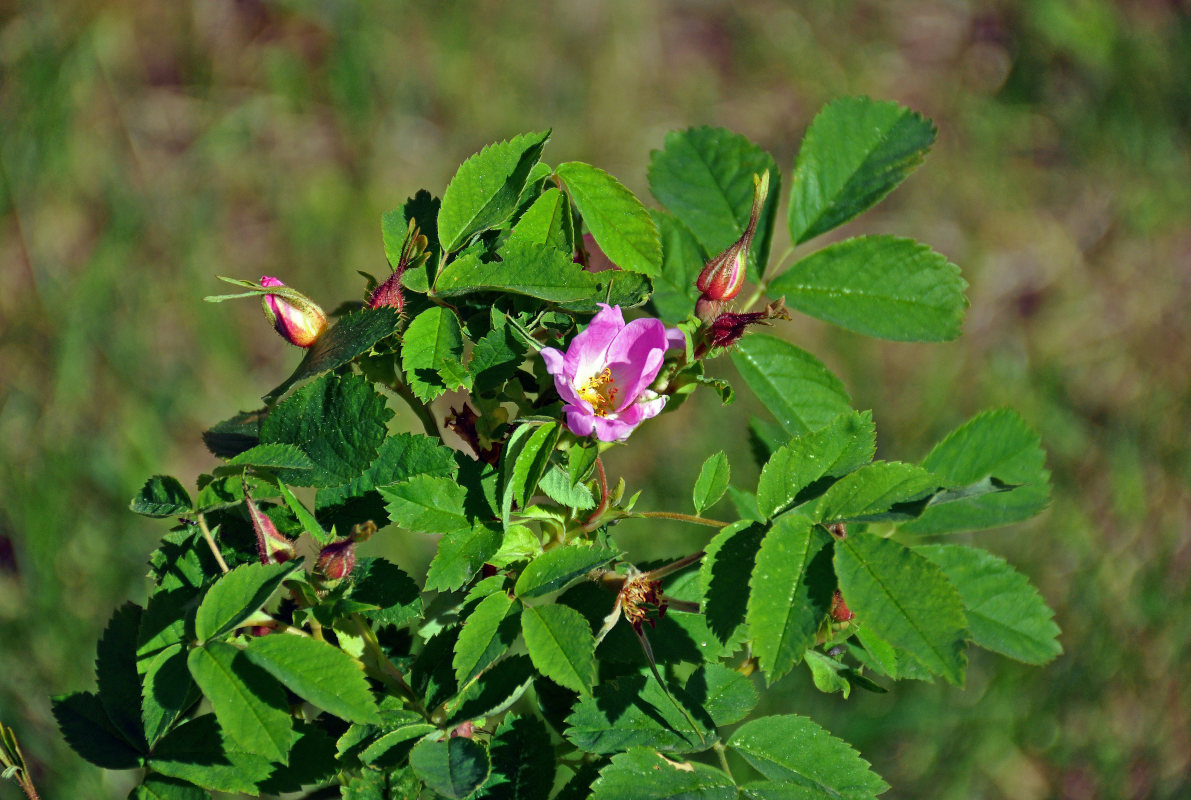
[605,318,669,410]
[591,415,639,442]
[563,406,597,437]
[565,303,624,382]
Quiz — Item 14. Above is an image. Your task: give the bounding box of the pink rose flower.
[541,304,684,442]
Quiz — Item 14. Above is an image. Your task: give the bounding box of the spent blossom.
[541,304,684,442]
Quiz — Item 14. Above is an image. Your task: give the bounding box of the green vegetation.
[2,1,1188,797]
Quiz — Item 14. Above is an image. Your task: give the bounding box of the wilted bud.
[696,171,770,303]
[260,276,327,348]
[316,539,356,581]
[245,491,297,565]
[703,298,791,351]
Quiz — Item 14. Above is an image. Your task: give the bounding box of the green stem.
[578,456,610,533]
[642,550,706,580]
[196,513,230,573]
[636,511,729,528]
[352,616,430,720]
[713,742,734,780]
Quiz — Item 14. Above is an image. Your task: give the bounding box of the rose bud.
[369,220,430,311]
[260,276,327,348]
[316,538,356,581]
[696,170,770,303]
[245,491,297,565]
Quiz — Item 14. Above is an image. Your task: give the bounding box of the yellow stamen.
[577,367,618,417]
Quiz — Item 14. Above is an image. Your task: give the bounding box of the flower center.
[577,367,618,417]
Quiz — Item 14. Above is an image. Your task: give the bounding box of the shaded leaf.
[53,691,143,770]
[131,475,192,518]
[564,672,716,754]
[834,534,968,684]
[557,161,661,276]
[186,642,294,763]
[408,736,491,799]
[264,308,401,401]
[590,748,736,800]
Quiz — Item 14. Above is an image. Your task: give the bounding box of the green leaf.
[768,236,967,342]
[804,649,853,698]
[834,534,969,684]
[131,475,192,518]
[359,723,438,768]
[514,544,618,599]
[381,475,471,535]
[558,269,653,313]
[52,691,143,769]
[470,312,530,394]
[788,95,936,244]
[902,408,1051,534]
[648,210,704,323]
[341,767,422,800]
[256,722,338,794]
[500,421,562,523]
[649,126,781,280]
[261,372,392,488]
[756,411,876,519]
[349,557,424,628]
[263,308,401,401]
[747,517,835,684]
[186,642,294,763]
[408,736,491,799]
[453,591,522,685]
[590,748,736,800]
[564,672,716,754]
[815,461,940,523]
[556,161,661,276]
[699,521,766,648]
[425,523,503,592]
[270,481,329,546]
[442,653,535,726]
[148,714,274,794]
[683,662,759,727]
[731,335,851,437]
[729,714,888,799]
[439,130,551,252]
[401,306,466,402]
[521,603,596,695]
[96,603,149,752]
[537,466,596,511]
[224,444,315,473]
[243,634,380,724]
[692,451,730,515]
[507,186,574,253]
[436,240,605,305]
[129,776,208,800]
[316,432,458,530]
[476,714,554,800]
[141,643,199,748]
[194,561,301,642]
[916,543,1061,664]
[201,410,263,460]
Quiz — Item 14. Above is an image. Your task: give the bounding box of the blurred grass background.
[2,0,1189,797]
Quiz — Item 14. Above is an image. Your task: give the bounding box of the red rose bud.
[830,590,855,623]
[245,492,297,565]
[316,539,356,580]
[696,170,770,303]
[260,276,327,347]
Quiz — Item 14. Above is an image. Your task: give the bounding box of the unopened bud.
[316,539,356,580]
[695,171,769,303]
[260,276,327,348]
[369,220,430,311]
[246,492,297,565]
[830,590,855,623]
